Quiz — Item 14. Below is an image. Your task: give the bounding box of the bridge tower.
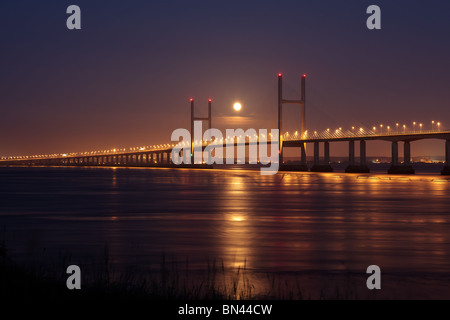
[190,98,212,164]
[278,73,308,170]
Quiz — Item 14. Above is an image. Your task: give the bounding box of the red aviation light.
[278,73,282,77]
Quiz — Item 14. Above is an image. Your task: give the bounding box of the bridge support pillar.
[313,142,319,166]
[441,140,450,175]
[182,149,188,165]
[404,141,411,165]
[346,140,370,173]
[348,141,355,166]
[360,140,367,166]
[301,143,307,166]
[392,141,399,165]
[279,142,309,172]
[324,141,330,164]
[311,141,333,172]
[389,141,415,174]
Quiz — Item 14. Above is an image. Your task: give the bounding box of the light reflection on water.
[1,166,450,278]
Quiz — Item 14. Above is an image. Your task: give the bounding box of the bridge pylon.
[277,73,308,171]
[190,98,212,164]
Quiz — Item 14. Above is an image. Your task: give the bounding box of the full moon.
[233,102,242,111]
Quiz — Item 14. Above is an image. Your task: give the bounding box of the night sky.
[1,1,450,157]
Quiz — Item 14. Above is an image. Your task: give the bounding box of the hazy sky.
[1,1,450,157]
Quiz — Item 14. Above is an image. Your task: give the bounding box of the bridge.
[1,74,450,175]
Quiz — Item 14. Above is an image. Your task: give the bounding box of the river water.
[1,166,449,298]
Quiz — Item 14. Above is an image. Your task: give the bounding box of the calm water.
[1,166,450,296]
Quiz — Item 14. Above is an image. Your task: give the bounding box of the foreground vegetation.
[0,241,386,300]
